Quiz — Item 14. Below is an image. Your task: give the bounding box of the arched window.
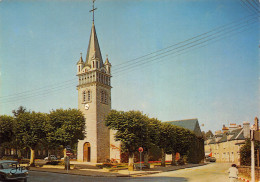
[88,90,91,101]
[104,91,107,104]
[101,91,104,103]
[83,91,86,102]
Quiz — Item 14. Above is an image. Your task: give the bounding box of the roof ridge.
[165,118,198,122]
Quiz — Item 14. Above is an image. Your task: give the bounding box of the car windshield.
[0,162,17,169]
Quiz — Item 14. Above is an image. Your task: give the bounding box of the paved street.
[20,162,243,182]
[145,163,240,182]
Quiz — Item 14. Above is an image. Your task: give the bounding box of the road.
[22,163,242,182]
[145,163,240,182]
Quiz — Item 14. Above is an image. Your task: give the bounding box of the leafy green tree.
[15,112,48,166]
[240,139,260,166]
[12,106,29,117]
[0,115,15,145]
[0,115,15,157]
[175,128,195,155]
[47,109,86,157]
[157,123,178,166]
[11,106,31,158]
[144,118,162,166]
[105,110,150,170]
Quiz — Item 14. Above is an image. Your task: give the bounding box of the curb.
[238,177,250,182]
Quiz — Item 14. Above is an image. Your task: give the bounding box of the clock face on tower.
[85,104,90,110]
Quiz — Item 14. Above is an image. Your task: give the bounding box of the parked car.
[205,156,216,162]
[44,155,57,161]
[0,160,28,182]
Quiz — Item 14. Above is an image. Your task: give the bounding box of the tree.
[105,110,150,170]
[144,118,162,166]
[0,115,15,157]
[11,106,30,158]
[157,123,178,166]
[15,112,48,166]
[240,139,260,166]
[0,115,15,145]
[12,106,29,117]
[47,109,86,157]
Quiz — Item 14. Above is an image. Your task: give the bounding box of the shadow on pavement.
[28,171,188,182]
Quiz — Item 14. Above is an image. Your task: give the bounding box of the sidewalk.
[29,163,207,177]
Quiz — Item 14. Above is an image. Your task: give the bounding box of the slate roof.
[208,138,216,144]
[165,118,202,137]
[85,23,103,67]
[207,128,245,144]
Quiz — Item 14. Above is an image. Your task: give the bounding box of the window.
[104,92,107,104]
[83,91,86,102]
[88,91,91,101]
[101,91,104,103]
[101,90,108,104]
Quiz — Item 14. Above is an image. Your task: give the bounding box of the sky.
[0,0,259,133]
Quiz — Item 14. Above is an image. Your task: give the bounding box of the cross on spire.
[89,0,97,23]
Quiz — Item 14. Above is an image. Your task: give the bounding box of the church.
[75,2,204,164]
[76,2,120,163]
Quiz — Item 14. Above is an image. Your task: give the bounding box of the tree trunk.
[30,148,35,167]
[144,150,149,168]
[17,150,22,158]
[128,153,134,171]
[161,149,166,167]
[171,153,176,166]
[63,148,66,158]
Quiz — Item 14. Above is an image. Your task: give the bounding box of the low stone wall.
[238,166,260,180]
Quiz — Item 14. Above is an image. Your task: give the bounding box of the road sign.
[66,151,71,156]
[138,147,143,153]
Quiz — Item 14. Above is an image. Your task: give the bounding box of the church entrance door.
[83,142,91,162]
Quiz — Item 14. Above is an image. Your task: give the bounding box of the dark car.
[205,156,216,162]
[0,160,28,182]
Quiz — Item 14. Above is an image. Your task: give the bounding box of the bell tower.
[77,0,112,163]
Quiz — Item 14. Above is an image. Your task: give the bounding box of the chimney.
[243,121,250,138]
[255,117,259,131]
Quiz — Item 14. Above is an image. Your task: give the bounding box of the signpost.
[138,147,143,171]
[65,148,71,173]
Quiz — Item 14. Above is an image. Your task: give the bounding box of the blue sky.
[0,0,259,132]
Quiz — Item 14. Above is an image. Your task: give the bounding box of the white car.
[44,155,57,161]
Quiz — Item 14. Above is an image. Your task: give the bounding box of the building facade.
[204,122,250,164]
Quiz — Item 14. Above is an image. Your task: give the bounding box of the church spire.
[85,0,103,67]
